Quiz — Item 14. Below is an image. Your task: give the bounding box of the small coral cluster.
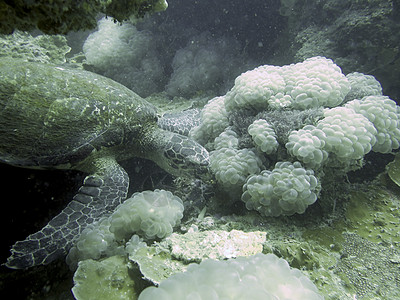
[287,106,378,167]
[190,96,229,146]
[66,189,183,269]
[242,161,319,216]
[346,95,400,153]
[83,17,165,97]
[248,119,279,154]
[224,56,350,111]
[165,33,248,98]
[139,253,323,299]
[110,189,184,240]
[190,56,400,216]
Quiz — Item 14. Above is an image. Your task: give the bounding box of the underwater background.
[0,0,400,299]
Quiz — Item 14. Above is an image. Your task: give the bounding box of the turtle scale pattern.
[0,58,209,269]
[158,108,201,136]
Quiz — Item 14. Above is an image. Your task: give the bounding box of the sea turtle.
[0,58,209,269]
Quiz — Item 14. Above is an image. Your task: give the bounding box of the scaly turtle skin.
[0,58,209,269]
[158,108,201,136]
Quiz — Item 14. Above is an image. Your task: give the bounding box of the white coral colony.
[223,56,350,112]
[139,253,323,300]
[190,56,400,216]
[242,161,320,217]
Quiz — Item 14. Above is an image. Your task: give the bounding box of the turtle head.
[160,133,210,179]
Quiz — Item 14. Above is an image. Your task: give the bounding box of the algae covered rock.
[128,229,266,285]
[129,245,187,285]
[0,31,70,64]
[72,256,137,300]
[303,182,400,298]
[0,0,168,34]
[388,153,400,187]
[337,232,400,299]
[166,229,267,262]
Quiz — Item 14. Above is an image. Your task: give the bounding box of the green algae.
[72,256,137,300]
[388,153,400,187]
[345,187,400,245]
[265,239,335,270]
[303,223,345,251]
[0,31,71,64]
[302,177,400,298]
[337,232,400,299]
[129,244,187,285]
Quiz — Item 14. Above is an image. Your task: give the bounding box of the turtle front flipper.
[5,157,129,269]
